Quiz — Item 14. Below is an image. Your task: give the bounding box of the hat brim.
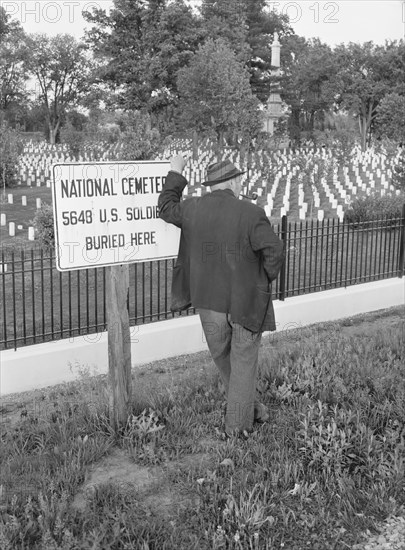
[202,169,246,187]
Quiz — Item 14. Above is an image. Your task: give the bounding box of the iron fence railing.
[1,207,404,350]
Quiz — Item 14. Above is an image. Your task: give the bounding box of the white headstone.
[28,226,35,241]
[9,222,15,236]
[7,193,13,204]
[22,196,27,206]
[0,213,6,226]
[36,198,42,209]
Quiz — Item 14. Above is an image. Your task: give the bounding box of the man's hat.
[202,159,245,186]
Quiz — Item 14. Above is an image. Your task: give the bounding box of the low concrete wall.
[1,278,404,396]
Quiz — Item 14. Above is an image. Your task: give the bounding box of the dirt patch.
[71,448,158,511]
[71,445,214,516]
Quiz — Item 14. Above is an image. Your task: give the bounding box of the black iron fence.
[1,207,404,350]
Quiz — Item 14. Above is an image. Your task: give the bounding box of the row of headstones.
[176,147,399,219]
[22,136,400,174]
[161,145,331,216]
[4,194,42,207]
[0,219,36,241]
[18,141,120,184]
[162,147,331,218]
[165,143,397,185]
[1,194,42,240]
[17,140,400,213]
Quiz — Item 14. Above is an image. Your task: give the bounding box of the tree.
[176,38,262,154]
[84,0,204,124]
[280,37,335,142]
[0,121,23,194]
[108,111,163,161]
[244,2,293,103]
[0,7,29,122]
[326,41,405,150]
[375,93,405,144]
[200,0,294,102]
[314,112,359,166]
[23,33,90,144]
[199,0,251,62]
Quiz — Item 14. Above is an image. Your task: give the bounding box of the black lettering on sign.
[61,178,117,198]
[85,234,126,250]
[126,206,159,221]
[121,176,166,195]
[62,210,93,225]
[130,231,156,246]
[100,208,120,223]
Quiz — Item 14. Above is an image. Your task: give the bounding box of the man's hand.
[171,155,186,175]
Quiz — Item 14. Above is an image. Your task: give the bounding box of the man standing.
[158,155,285,436]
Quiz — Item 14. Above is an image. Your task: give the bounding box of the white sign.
[52,161,180,271]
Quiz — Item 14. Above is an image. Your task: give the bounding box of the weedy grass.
[0,309,404,549]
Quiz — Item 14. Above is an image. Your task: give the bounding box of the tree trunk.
[49,124,56,145]
[359,116,367,152]
[240,135,248,166]
[192,129,198,161]
[49,119,61,145]
[289,108,301,145]
[217,130,224,158]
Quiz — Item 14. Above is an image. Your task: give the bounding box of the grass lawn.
[1,306,404,549]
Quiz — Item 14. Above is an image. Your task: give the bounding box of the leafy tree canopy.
[84,0,204,114]
[375,93,405,144]
[23,33,90,144]
[0,7,29,117]
[176,38,262,150]
[325,40,405,149]
[280,37,335,137]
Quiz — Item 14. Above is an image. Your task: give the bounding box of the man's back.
[159,171,284,332]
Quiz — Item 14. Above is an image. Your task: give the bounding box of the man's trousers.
[199,308,262,433]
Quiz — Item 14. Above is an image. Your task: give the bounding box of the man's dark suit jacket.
[158,170,285,332]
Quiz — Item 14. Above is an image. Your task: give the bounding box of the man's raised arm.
[158,155,188,228]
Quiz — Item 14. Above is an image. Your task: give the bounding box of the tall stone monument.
[263,32,284,135]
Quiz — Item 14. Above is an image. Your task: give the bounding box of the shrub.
[0,122,23,189]
[31,203,55,249]
[111,111,162,161]
[60,120,84,161]
[391,150,405,192]
[344,192,404,224]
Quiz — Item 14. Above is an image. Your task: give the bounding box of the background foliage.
[0,2,403,150]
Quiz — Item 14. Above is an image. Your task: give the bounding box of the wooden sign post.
[52,161,180,432]
[106,264,131,430]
